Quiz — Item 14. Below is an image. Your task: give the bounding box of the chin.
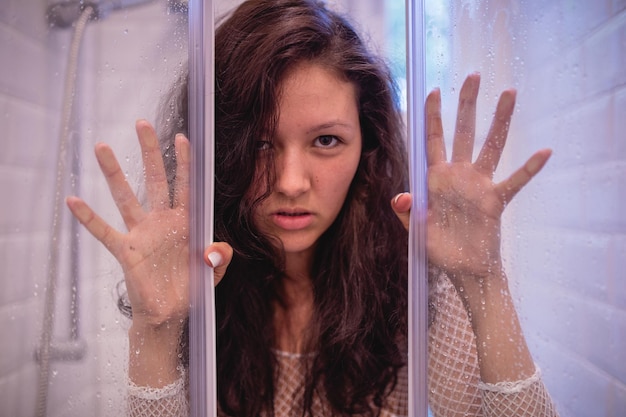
[278,236,319,257]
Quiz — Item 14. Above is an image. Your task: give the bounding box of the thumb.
[391,192,411,231]
[203,241,233,286]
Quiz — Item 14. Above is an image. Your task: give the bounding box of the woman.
[66,0,559,416]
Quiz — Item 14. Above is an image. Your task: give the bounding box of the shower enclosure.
[1,1,188,415]
[0,0,624,416]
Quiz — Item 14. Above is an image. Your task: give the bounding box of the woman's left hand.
[392,73,551,282]
[394,74,550,384]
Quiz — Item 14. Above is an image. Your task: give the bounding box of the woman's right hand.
[67,120,232,332]
[66,120,191,331]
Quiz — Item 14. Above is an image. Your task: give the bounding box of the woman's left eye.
[314,135,339,148]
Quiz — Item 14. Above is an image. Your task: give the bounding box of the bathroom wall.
[426,0,626,415]
[0,0,69,415]
[506,2,626,415]
[0,1,186,416]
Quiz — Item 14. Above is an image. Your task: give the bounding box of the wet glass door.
[423,0,626,415]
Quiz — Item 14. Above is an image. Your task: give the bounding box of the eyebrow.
[306,121,355,135]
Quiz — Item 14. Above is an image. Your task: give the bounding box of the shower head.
[46,0,188,28]
[46,1,96,28]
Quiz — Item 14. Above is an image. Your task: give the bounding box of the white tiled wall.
[450,1,625,416]
[428,1,625,415]
[507,2,626,416]
[0,1,186,416]
[1,0,66,415]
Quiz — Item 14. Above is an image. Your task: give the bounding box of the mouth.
[276,211,310,216]
[271,209,314,230]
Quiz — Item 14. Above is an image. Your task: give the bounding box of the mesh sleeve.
[427,270,559,417]
[127,370,189,417]
[479,367,558,416]
[124,270,557,417]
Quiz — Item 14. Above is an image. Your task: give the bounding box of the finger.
[66,196,123,256]
[173,134,191,208]
[475,89,516,176]
[136,120,170,210]
[94,142,145,229]
[495,148,552,204]
[391,192,412,231]
[204,242,234,287]
[451,73,480,163]
[425,88,446,166]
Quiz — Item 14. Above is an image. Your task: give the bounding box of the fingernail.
[175,134,189,163]
[393,193,405,206]
[526,155,542,175]
[207,252,222,268]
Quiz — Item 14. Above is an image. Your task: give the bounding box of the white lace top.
[127,273,558,417]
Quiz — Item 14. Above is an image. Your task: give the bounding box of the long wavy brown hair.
[152,1,409,415]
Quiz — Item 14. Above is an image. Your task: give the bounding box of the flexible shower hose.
[35,6,94,417]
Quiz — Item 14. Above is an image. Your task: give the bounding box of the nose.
[274,148,310,198]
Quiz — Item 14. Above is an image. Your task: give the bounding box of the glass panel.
[1,1,188,416]
[424,0,625,416]
[3,0,427,416]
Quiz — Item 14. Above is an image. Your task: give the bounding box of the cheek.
[325,159,360,204]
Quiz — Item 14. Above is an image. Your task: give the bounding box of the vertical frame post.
[188,0,216,416]
[406,0,428,416]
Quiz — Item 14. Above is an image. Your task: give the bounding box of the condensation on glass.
[2,0,623,416]
[0,1,188,416]
[424,0,625,416]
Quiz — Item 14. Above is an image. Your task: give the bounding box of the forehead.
[276,62,359,130]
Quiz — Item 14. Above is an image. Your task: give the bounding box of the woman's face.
[252,62,362,262]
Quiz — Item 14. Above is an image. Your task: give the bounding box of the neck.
[273,250,315,353]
